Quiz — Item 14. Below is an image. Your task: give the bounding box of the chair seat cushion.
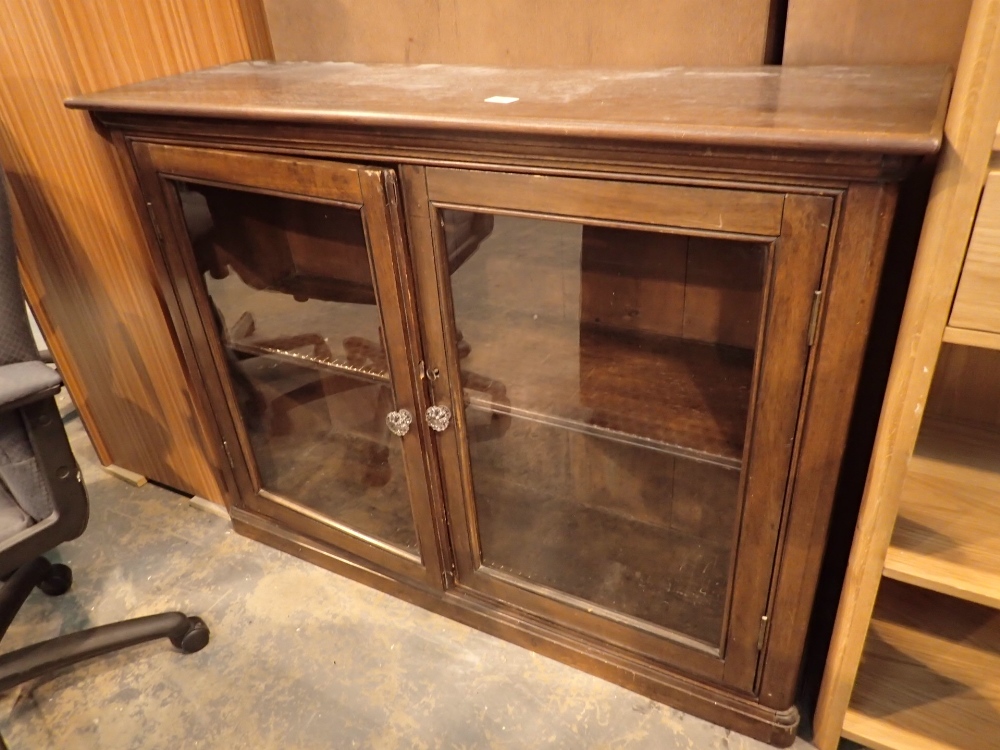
[0,361,61,409]
[0,486,33,543]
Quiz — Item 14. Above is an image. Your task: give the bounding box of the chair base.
[0,557,209,694]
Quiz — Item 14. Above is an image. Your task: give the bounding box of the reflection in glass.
[175,182,419,553]
[445,214,765,644]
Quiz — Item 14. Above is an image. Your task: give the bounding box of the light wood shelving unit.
[843,581,1000,750]
[883,418,1000,610]
[812,0,1000,748]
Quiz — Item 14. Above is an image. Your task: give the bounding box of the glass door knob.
[386,409,413,437]
[425,405,452,432]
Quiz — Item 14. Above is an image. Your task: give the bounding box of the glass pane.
[445,214,765,645]
[175,181,419,553]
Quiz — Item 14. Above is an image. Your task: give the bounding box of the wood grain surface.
[754,184,896,707]
[784,0,973,66]
[67,63,951,156]
[885,418,1000,610]
[0,0,270,501]
[144,142,364,203]
[843,580,1000,750]
[580,228,766,350]
[425,168,784,236]
[951,171,1000,333]
[925,344,1000,429]
[70,45,947,745]
[811,0,1000,746]
[261,0,781,68]
[942,325,1000,350]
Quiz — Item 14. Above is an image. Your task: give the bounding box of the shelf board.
[942,325,1000,351]
[466,397,740,469]
[232,340,390,384]
[843,579,1000,750]
[460,323,753,465]
[883,417,1000,609]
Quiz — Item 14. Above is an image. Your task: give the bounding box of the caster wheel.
[171,616,210,654]
[38,564,72,596]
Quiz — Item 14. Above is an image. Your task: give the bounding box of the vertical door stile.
[133,142,444,587]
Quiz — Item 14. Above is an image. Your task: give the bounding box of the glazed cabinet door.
[402,166,833,689]
[133,143,443,586]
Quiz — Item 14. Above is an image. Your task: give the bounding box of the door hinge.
[757,615,770,651]
[384,173,399,207]
[221,439,235,470]
[807,290,823,347]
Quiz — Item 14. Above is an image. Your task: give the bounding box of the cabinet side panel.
[0,0,268,501]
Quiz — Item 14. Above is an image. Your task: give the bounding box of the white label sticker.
[484,96,519,104]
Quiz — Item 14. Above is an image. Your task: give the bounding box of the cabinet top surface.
[68,62,951,155]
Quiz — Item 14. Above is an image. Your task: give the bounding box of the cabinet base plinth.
[230,506,800,748]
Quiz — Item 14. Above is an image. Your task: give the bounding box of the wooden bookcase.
[812,1,1000,748]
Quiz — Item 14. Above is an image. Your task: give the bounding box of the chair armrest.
[0,362,62,411]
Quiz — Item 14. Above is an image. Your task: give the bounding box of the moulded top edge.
[66,61,952,156]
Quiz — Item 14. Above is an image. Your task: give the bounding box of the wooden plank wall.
[261,0,783,66]
[784,0,973,65]
[0,1,272,502]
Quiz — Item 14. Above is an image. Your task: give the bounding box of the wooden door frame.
[403,164,833,690]
[130,141,445,587]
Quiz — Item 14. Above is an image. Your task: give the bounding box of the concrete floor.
[0,398,818,749]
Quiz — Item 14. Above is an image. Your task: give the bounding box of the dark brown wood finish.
[72,62,949,747]
[132,141,445,586]
[116,130,242,504]
[424,167,785,236]
[410,167,834,693]
[68,63,949,155]
[723,193,836,691]
[143,142,364,202]
[757,182,900,708]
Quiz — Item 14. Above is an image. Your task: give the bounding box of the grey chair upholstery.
[0,175,209,732]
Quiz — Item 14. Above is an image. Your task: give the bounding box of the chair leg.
[0,558,54,642]
[0,612,209,693]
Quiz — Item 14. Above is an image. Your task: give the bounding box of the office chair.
[0,174,209,709]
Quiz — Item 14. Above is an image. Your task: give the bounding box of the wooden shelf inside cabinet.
[461,323,753,468]
[231,341,390,384]
[843,579,1000,750]
[883,417,1000,609]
